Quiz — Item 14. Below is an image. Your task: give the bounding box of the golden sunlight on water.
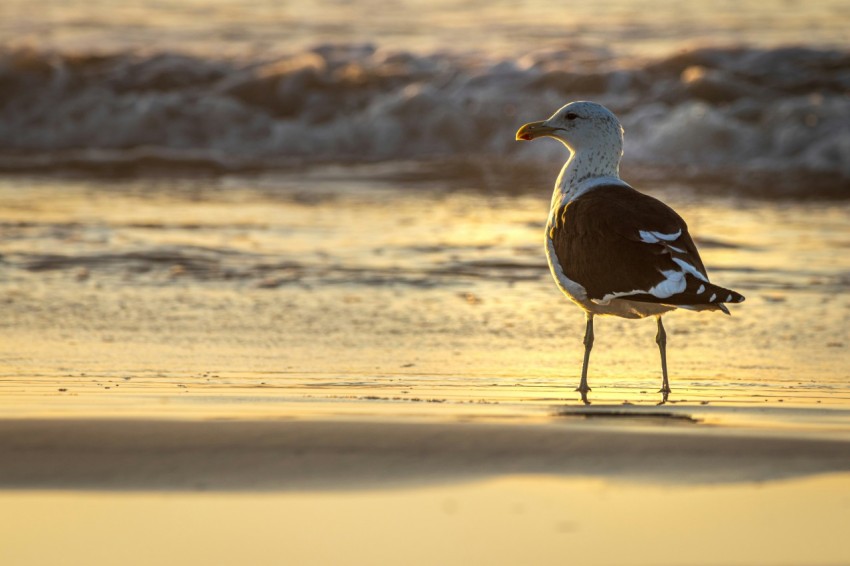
[0,176,847,423]
[1,1,849,564]
[1,474,849,566]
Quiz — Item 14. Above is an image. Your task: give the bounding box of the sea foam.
[1,44,848,194]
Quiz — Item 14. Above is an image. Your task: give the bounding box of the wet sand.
[2,417,850,490]
[2,417,850,566]
[1,175,848,565]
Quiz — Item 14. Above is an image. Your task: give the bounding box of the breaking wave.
[1,43,848,195]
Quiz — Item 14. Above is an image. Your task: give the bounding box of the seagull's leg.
[656,316,670,394]
[577,314,594,394]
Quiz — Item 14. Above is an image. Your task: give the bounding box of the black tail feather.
[623,279,745,312]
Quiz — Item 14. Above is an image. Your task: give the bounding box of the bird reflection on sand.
[576,389,669,406]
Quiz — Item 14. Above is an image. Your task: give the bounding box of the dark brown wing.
[550,185,744,309]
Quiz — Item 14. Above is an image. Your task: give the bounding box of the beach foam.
[0,44,848,194]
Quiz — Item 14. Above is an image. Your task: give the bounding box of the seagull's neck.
[550,148,621,210]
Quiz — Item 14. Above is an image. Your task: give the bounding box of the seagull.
[516,101,744,400]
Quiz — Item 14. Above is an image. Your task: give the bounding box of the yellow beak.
[515,120,558,141]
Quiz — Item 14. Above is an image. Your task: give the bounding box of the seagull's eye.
[565,112,578,121]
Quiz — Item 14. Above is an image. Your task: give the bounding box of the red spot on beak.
[515,120,548,141]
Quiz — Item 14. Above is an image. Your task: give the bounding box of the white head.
[516,100,624,158]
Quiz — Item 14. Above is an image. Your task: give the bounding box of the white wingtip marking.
[649,269,687,299]
[597,266,695,304]
[598,270,686,303]
[710,293,717,302]
[697,284,705,294]
[672,258,709,283]
[639,229,683,244]
[726,294,732,302]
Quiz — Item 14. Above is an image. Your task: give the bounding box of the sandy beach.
[0,173,848,564]
[2,0,850,564]
[2,417,849,490]
[1,167,849,566]
[1,417,850,566]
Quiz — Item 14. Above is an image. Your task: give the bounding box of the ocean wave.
[1,43,848,194]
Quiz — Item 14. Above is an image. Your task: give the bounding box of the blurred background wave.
[1,0,848,196]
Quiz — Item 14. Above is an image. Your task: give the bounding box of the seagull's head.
[515,101,624,155]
